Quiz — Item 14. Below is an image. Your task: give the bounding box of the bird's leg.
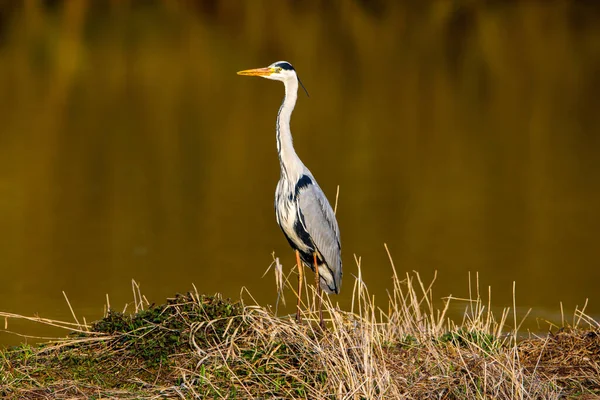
[295,250,303,323]
[314,252,325,329]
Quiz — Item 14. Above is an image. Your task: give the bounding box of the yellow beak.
[237,67,274,77]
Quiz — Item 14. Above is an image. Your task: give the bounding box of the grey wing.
[297,183,342,294]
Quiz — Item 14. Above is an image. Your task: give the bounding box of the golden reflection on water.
[1,1,599,344]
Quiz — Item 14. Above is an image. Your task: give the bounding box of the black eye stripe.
[274,62,294,71]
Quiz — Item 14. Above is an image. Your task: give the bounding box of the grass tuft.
[1,257,599,399]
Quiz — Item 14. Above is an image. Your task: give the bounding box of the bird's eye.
[276,67,282,73]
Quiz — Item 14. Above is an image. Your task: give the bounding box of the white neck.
[276,78,303,178]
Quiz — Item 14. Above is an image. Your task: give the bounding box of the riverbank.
[1,269,598,399]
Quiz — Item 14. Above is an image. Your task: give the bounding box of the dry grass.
[1,252,599,399]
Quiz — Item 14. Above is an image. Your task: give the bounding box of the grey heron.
[237,61,342,327]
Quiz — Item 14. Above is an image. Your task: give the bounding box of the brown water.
[1,1,599,346]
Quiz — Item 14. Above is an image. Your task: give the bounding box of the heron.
[237,61,342,328]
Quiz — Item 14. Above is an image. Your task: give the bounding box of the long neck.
[276,78,302,179]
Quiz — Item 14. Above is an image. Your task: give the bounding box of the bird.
[237,61,342,328]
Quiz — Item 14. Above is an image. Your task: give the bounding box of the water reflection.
[1,1,599,345]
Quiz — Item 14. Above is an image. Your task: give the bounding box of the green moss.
[397,334,418,349]
[90,293,246,367]
[438,328,501,354]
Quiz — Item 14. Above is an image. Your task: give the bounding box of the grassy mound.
[1,264,599,399]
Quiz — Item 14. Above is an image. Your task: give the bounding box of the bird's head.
[237,61,309,96]
[237,61,296,82]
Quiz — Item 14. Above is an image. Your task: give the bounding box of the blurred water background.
[1,1,599,345]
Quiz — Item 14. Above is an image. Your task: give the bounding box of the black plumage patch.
[275,61,294,71]
[293,214,314,249]
[294,175,313,197]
